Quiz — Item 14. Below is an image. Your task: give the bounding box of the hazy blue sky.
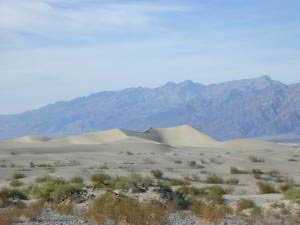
[0,0,300,114]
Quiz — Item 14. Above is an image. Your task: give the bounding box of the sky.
[0,0,300,114]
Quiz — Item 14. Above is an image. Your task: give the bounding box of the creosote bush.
[13,173,26,179]
[257,182,277,194]
[230,167,248,174]
[86,193,169,225]
[284,188,300,202]
[191,201,232,224]
[205,174,224,184]
[0,188,28,207]
[31,179,82,203]
[151,169,163,179]
[236,199,256,212]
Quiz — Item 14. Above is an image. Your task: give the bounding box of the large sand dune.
[0,125,287,150]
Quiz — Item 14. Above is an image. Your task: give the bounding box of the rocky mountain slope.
[0,76,299,140]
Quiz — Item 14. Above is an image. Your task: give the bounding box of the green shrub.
[10,179,24,187]
[225,178,239,185]
[150,170,163,179]
[90,173,113,188]
[205,174,224,184]
[31,180,82,203]
[0,188,28,207]
[69,176,84,184]
[230,167,247,174]
[249,156,265,163]
[257,182,276,194]
[13,173,26,179]
[177,186,201,197]
[284,188,300,202]
[236,199,256,212]
[86,193,169,225]
[114,174,153,190]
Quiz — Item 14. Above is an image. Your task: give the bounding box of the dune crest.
[13,135,51,143]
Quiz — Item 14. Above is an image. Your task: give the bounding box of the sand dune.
[0,125,286,150]
[13,135,51,143]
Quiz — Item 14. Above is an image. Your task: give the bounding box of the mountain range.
[0,75,299,140]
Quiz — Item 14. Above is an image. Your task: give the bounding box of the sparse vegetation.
[230,167,248,174]
[205,174,224,184]
[9,179,23,187]
[151,169,163,179]
[86,193,169,225]
[13,173,26,179]
[284,188,300,202]
[257,182,277,194]
[31,179,82,203]
[249,156,265,163]
[236,199,256,212]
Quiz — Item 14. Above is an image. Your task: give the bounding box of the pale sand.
[0,125,299,206]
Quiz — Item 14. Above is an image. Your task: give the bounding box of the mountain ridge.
[0,76,299,140]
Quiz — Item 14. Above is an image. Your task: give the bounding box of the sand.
[0,125,299,206]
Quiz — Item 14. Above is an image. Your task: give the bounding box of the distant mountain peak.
[0,76,299,140]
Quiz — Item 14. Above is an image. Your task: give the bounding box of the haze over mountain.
[0,76,299,140]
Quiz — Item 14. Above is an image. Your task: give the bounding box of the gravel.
[15,209,300,225]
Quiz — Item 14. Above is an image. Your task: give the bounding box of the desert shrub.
[204,185,229,204]
[177,186,201,197]
[51,203,74,215]
[31,181,82,203]
[284,188,300,202]
[160,178,189,187]
[257,182,276,194]
[35,175,65,184]
[205,174,224,184]
[90,173,113,188]
[230,167,247,174]
[86,193,169,225]
[13,173,26,179]
[280,182,293,192]
[69,176,84,184]
[174,160,182,164]
[171,194,191,210]
[188,161,197,167]
[10,179,24,187]
[21,201,44,221]
[249,156,265,163]
[114,174,153,190]
[0,188,28,207]
[225,178,239,185]
[191,201,231,223]
[236,199,256,212]
[151,170,163,179]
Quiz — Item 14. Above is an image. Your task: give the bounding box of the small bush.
[150,170,163,179]
[205,174,224,184]
[90,173,113,188]
[188,161,197,167]
[31,180,82,203]
[10,179,24,187]
[13,173,26,179]
[284,188,300,202]
[69,176,84,184]
[236,199,256,212]
[0,188,28,207]
[177,186,201,197]
[257,182,276,194]
[230,167,247,174]
[225,178,239,185]
[191,201,231,223]
[249,156,265,163]
[86,193,169,225]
